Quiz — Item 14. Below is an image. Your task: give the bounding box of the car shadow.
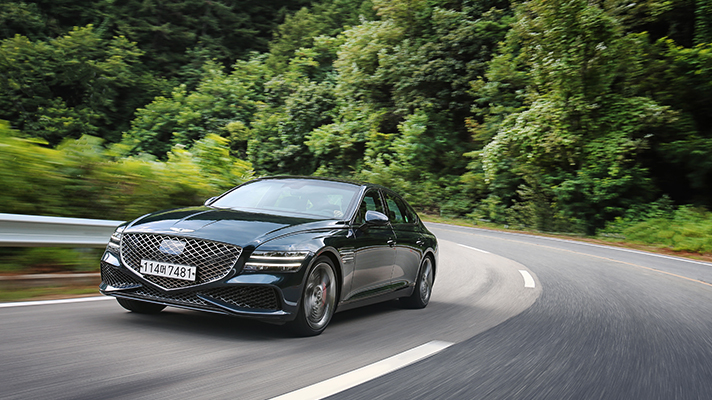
[94,299,414,340]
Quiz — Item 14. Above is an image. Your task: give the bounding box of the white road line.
[270,340,454,400]
[429,222,712,267]
[519,270,536,288]
[457,243,490,254]
[0,296,112,308]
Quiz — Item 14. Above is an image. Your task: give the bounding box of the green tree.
[122,57,269,158]
[480,0,674,233]
[0,25,163,145]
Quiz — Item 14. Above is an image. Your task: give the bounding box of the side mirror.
[204,196,217,206]
[365,210,389,225]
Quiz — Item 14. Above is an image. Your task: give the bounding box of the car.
[99,176,438,336]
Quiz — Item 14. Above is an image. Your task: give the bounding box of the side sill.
[336,287,412,313]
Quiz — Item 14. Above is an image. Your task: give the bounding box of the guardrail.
[0,213,124,248]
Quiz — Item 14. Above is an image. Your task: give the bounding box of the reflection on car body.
[100,176,438,336]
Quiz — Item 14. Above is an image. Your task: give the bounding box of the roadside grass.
[0,248,102,274]
[0,285,100,302]
[421,212,712,263]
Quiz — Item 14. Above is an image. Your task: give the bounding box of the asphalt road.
[1,223,710,399]
[0,234,538,400]
[329,223,712,400]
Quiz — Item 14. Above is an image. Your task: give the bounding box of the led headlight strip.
[244,251,309,272]
[107,226,125,251]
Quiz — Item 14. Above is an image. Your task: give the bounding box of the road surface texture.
[1,222,710,399]
[330,223,712,400]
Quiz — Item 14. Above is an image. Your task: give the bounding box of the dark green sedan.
[100,176,438,336]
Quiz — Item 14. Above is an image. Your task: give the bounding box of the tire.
[288,256,338,337]
[116,298,166,314]
[401,256,434,309]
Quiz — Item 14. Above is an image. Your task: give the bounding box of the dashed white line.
[0,296,112,308]
[519,270,536,288]
[457,243,490,254]
[270,340,454,400]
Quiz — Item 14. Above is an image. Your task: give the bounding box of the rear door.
[383,191,424,288]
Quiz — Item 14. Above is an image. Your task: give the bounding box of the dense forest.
[1,0,712,244]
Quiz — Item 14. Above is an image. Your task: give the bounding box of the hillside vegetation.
[1,0,711,255]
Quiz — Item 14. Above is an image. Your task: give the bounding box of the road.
[1,223,711,399]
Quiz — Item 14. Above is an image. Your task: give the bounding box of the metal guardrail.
[0,213,124,248]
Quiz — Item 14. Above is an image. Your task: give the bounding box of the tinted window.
[211,179,359,219]
[355,190,385,224]
[384,192,415,224]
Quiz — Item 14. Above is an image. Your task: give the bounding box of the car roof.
[254,175,388,191]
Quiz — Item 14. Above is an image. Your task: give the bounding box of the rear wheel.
[401,256,434,309]
[116,298,166,314]
[289,256,338,336]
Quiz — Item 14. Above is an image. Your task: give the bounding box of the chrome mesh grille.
[120,233,242,290]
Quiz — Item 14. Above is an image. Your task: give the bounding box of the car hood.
[125,207,340,248]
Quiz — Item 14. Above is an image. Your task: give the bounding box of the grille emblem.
[170,227,194,233]
[159,239,186,255]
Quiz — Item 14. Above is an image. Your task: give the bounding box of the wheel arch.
[314,247,344,303]
[423,248,437,280]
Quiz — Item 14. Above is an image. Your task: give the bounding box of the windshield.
[211,179,360,219]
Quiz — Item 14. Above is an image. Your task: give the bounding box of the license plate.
[140,260,197,281]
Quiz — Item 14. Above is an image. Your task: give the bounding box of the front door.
[347,189,395,301]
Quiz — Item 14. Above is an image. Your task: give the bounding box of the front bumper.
[100,253,301,322]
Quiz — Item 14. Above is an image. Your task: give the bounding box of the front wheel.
[288,256,338,336]
[401,256,434,309]
[116,298,166,314]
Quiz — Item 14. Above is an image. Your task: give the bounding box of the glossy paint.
[100,177,438,323]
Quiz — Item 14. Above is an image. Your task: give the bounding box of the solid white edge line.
[457,243,490,254]
[519,270,536,288]
[0,296,112,308]
[270,340,454,400]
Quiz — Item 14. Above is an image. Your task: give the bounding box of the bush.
[0,122,253,221]
[601,205,712,254]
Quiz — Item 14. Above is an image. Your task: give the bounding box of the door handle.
[387,239,396,247]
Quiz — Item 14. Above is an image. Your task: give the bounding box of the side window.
[403,202,418,224]
[355,190,385,224]
[384,192,413,224]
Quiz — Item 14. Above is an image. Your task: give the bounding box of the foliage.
[601,205,712,254]
[0,121,253,220]
[0,0,311,79]
[479,0,677,234]
[0,248,102,273]
[0,25,164,145]
[1,0,712,241]
[122,58,269,158]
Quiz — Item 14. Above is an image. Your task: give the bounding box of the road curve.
[0,238,538,400]
[328,223,712,400]
[4,222,710,400]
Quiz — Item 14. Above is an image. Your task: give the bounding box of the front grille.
[120,233,242,290]
[102,262,280,311]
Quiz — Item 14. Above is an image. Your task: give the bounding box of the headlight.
[244,251,309,272]
[107,225,125,251]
